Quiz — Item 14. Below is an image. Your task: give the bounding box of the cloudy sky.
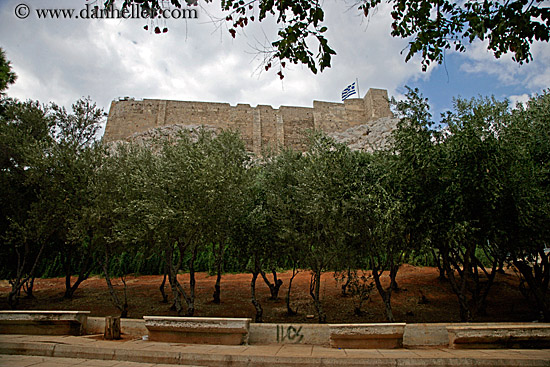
[0,0,549,134]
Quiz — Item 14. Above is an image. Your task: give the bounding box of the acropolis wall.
[103,88,394,153]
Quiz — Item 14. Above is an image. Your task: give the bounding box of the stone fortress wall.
[103,88,395,153]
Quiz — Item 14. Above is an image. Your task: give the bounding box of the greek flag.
[341,82,357,101]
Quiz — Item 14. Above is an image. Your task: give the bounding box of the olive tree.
[499,91,550,321]
[0,99,53,306]
[261,148,309,315]
[42,98,104,299]
[392,88,539,321]
[287,134,359,323]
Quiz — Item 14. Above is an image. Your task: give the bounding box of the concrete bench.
[447,324,550,349]
[143,316,251,345]
[0,310,90,336]
[329,323,406,349]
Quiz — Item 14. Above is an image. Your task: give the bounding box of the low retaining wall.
[329,323,406,349]
[402,322,528,347]
[249,323,330,345]
[252,322,442,347]
[84,317,550,349]
[448,324,550,349]
[144,316,251,345]
[87,317,146,338]
[0,311,89,336]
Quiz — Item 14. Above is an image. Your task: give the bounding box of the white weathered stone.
[0,310,90,336]
[447,324,550,349]
[143,316,251,345]
[329,323,406,349]
[328,116,398,152]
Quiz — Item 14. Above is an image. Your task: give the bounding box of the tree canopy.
[2,49,549,321]
[105,0,550,73]
[0,49,16,94]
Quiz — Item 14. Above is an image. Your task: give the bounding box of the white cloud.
[459,39,550,91]
[508,93,531,108]
[0,0,547,122]
[1,0,429,112]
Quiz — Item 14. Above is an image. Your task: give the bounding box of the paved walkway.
[0,354,188,367]
[1,334,550,367]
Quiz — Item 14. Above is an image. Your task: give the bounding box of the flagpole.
[356,78,361,99]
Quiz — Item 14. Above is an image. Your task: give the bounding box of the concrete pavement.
[1,334,550,367]
[0,354,200,367]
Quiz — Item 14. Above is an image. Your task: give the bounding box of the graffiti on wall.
[276,325,304,343]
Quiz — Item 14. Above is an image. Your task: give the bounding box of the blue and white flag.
[341,82,357,101]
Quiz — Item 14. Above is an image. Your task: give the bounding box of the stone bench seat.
[447,324,550,349]
[329,323,406,349]
[143,316,251,345]
[0,310,90,336]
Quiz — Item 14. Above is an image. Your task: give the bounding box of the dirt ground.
[0,265,539,323]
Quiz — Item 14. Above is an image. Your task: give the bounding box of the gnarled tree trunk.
[23,276,35,299]
[260,269,283,300]
[286,264,299,316]
[186,245,198,316]
[212,243,224,304]
[514,253,550,321]
[101,249,128,318]
[63,247,93,299]
[251,267,263,323]
[371,259,395,322]
[8,241,45,308]
[309,263,326,323]
[159,263,169,303]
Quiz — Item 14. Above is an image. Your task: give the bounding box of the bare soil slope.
[0,265,538,323]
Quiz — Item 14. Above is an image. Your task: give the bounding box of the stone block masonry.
[143,316,251,345]
[103,88,395,153]
[0,310,90,336]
